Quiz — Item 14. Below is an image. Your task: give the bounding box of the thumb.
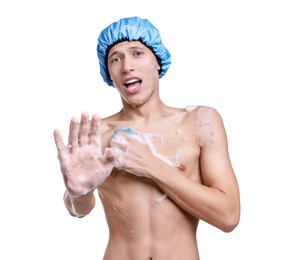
[104,147,124,167]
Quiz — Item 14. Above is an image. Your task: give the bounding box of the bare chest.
[98,126,201,227]
[104,124,200,172]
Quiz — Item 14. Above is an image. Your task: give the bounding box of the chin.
[123,98,145,108]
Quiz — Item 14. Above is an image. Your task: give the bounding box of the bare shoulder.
[185,105,226,145]
[185,105,222,124]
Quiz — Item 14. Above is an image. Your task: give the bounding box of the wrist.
[64,190,92,218]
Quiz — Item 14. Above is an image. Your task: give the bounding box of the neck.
[120,98,169,122]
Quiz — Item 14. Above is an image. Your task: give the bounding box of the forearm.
[63,190,95,218]
[151,161,240,232]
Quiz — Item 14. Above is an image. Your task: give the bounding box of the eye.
[111,56,121,63]
[135,51,143,57]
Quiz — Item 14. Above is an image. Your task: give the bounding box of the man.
[53,16,240,260]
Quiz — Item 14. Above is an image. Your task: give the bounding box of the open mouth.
[124,78,142,93]
[124,78,141,88]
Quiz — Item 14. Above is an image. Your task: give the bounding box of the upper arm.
[196,107,238,193]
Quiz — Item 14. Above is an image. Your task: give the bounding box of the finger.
[53,129,66,154]
[110,133,128,151]
[78,111,90,146]
[104,147,116,161]
[88,114,102,152]
[68,117,79,151]
[104,147,124,167]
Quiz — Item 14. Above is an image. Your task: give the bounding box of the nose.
[122,57,135,74]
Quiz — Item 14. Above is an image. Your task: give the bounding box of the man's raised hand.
[53,112,113,198]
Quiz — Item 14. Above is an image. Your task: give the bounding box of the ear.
[155,62,161,72]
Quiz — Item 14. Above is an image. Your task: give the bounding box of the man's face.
[107,41,161,106]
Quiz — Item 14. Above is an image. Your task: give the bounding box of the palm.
[54,112,112,198]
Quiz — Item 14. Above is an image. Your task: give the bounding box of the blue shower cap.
[97,16,171,87]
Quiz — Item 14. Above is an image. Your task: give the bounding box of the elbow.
[220,209,240,233]
[221,216,239,233]
[219,194,241,232]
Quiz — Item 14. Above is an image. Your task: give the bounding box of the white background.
[1,0,290,259]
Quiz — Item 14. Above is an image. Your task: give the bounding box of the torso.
[98,106,206,260]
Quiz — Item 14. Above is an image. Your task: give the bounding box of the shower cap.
[97,16,171,87]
